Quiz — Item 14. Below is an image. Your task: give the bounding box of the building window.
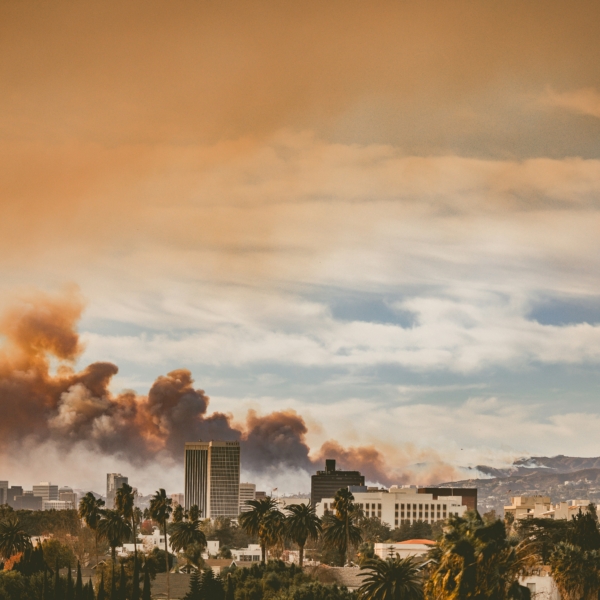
[378,504,382,510]
[378,511,381,518]
[401,512,404,518]
[401,504,404,509]
[395,504,399,510]
[419,504,423,509]
[419,512,422,518]
[443,504,447,510]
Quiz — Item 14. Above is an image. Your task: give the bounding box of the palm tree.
[359,555,423,600]
[285,502,322,567]
[172,504,185,524]
[149,489,173,600]
[115,483,138,559]
[97,509,132,561]
[239,497,283,564]
[78,492,105,565]
[549,542,600,600]
[322,489,363,566]
[0,516,32,561]
[426,512,533,600]
[170,505,207,564]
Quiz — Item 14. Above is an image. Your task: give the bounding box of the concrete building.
[317,486,468,527]
[7,486,23,508]
[59,487,77,508]
[231,544,263,562]
[373,540,436,559]
[43,500,74,511]
[0,481,7,506]
[33,482,59,502]
[504,496,590,521]
[418,487,478,512]
[106,473,128,508]
[14,493,43,510]
[239,483,256,513]
[311,459,365,505]
[255,491,267,500]
[184,440,240,518]
[171,493,184,507]
[520,570,560,600]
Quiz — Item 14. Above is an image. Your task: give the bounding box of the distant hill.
[474,455,600,478]
[438,456,600,515]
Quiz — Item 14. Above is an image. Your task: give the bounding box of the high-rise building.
[0,481,7,506]
[184,441,240,518]
[32,482,59,502]
[239,483,256,513]
[311,459,365,505]
[106,473,129,508]
[7,486,23,508]
[59,487,78,509]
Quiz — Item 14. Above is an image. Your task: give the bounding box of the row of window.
[394,503,448,510]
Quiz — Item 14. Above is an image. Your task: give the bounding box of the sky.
[2,0,600,495]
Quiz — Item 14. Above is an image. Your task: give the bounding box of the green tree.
[141,563,151,600]
[149,488,173,600]
[285,502,322,567]
[322,489,363,566]
[75,562,83,600]
[97,510,132,561]
[0,516,32,561]
[42,538,77,570]
[170,508,207,567]
[239,497,283,564]
[115,483,138,559]
[359,555,423,600]
[78,493,106,565]
[184,570,202,600]
[425,512,532,600]
[549,541,600,600]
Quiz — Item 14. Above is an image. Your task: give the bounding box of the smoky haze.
[0,289,458,486]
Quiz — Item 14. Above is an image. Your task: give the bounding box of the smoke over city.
[0,289,458,487]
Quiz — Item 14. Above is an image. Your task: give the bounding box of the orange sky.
[3,1,600,491]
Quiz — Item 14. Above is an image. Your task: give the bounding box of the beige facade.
[317,487,467,527]
[504,496,590,521]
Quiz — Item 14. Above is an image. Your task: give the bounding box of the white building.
[373,540,436,560]
[42,500,74,511]
[118,527,174,556]
[239,483,256,513]
[520,572,560,600]
[317,486,467,528]
[504,496,590,521]
[231,544,263,562]
[278,496,310,510]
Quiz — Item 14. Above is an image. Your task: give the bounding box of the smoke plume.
[0,289,458,486]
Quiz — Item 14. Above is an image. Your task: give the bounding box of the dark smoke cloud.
[0,289,456,484]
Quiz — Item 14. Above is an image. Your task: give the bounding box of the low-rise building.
[231,544,263,562]
[43,500,74,511]
[373,540,436,560]
[504,496,590,521]
[317,486,468,527]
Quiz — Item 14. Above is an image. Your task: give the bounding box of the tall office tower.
[310,459,365,505]
[184,441,240,518]
[32,482,59,502]
[239,483,256,513]
[0,481,7,506]
[106,473,129,508]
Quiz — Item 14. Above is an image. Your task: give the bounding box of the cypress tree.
[141,563,151,600]
[110,564,117,600]
[183,570,202,600]
[131,556,140,600]
[118,563,127,600]
[75,561,84,600]
[42,567,49,600]
[225,573,235,600]
[54,558,61,600]
[67,564,74,600]
[97,572,106,600]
